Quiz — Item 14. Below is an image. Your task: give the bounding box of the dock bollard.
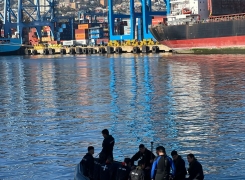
[83,48,88,54]
[133,46,140,54]
[69,48,76,54]
[93,49,98,54]
[107,46,114,54]
[99,47,106,54]
[60,49,66,55]
[142,45,150,53]
[88,48,93,54]
[115,47,122,54]
[32,49,38,55]
[43,49,49,55]
[76,47,83,54]
[49,48,55,55]
[152,46,159,53]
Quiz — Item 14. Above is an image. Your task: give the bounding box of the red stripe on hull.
[160,36,245,49]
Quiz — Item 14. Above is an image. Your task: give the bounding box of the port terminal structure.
[108,0,170,41]
[25,39,171,55]
[0,0,74,42]
[0,0,57,40]
[0,0,170,41]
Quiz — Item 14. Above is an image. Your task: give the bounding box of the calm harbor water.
[0,54,245,180]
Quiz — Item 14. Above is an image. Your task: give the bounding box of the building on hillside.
[100,0,108,7]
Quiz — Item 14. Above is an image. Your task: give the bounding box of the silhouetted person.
[151,146,176,180]
[80,146,94,180]
[100,129,115,161]
[116,158,132,180]
[131,144,155,169]
[129,160,145,180]
[186,154,204,180]
[171,150,187,180]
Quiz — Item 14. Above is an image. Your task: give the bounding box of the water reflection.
[0,54,245,179]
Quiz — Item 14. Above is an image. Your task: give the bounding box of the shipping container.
[96,38,109,44]
[78,24,91,29]
[75,29,89,34]
[75,40,89,45]
[75,33,89,39]
[211,0,245,16]
[62,40,76,46]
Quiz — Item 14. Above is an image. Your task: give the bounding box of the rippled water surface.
[0,54,245,180]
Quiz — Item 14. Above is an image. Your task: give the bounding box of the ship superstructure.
[167,0,209,25]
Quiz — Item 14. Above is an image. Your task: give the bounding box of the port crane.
[0,0,56,40]
[108,0,170,40]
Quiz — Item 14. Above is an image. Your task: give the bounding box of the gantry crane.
[0,0,56,40]
[108,0,170,40]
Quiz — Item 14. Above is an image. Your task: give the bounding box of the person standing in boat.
[171,150,187,180]
[100,129,115,161]
[151,146,176,180]
[185,154,204,180]
[80,146,95,180]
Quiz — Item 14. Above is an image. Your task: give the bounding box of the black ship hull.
[150,18,245,49]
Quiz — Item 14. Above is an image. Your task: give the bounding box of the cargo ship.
[0,38,22,55]
[150,0,245,50]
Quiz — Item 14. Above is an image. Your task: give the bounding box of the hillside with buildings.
[1,0,167,20]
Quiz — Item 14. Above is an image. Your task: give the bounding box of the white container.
[62,40,75,46]
[75,40,89,45]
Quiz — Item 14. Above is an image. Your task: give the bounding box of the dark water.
[0,54,245,180]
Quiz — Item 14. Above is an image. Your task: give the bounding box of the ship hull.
[0,38,23,55]
[159,35,245,49]
[150,19,245,49]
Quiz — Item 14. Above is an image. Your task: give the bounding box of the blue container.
[59,28,63,32]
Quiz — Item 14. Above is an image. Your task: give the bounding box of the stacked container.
[89,27,103,39]
[74,23,91,44]
[75,29,89,40]
[96,23,109,45]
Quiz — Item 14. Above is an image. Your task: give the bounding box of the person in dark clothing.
[100,156,116,180]
[129,160,145,180]
[171,150,187,180]
[93,153,106,180]
[100,129,115,161]
[151,146,176,180]
[80,146,95,180]
[131,144,156,169]
[116,158,132,180]
[186,154,204,180]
